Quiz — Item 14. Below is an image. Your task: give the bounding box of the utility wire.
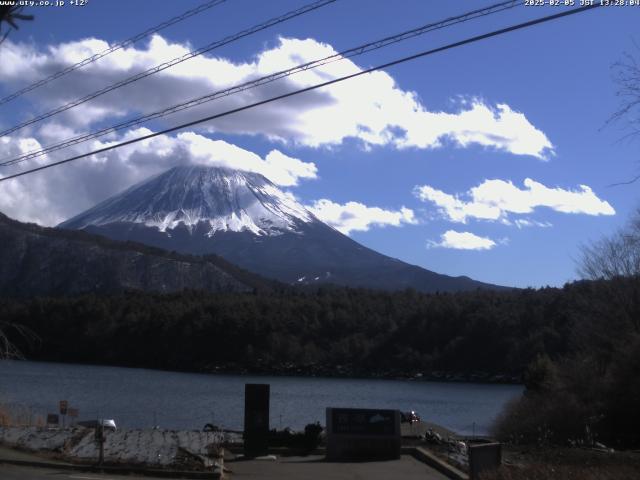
[0,0,337,137]
[0,0,521,167]
[0,4,601,184]
[0,0,228,106]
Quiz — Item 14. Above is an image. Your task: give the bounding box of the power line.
[0,0,228,106]
[0,4,601,184]
[0,0,337,138]
[0,0,521,167]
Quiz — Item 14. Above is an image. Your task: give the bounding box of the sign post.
[46,414,59,428]
[94,423,105,466]
[67,408,79,426]
[59,400,68,428]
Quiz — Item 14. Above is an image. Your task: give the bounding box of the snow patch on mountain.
[60,166,316,236]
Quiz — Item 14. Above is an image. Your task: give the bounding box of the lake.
[0,360,522,435]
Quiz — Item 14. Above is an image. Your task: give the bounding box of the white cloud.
[307,199,416,235]
[428,230,497,250]
[514,218,552,229]
[166,132,317,187]
[414,178,615,224]
[0,34,556,231]
[262,150,318,187]
[0,35,553,158]
[392,101,553,159]
[0,128,316,226]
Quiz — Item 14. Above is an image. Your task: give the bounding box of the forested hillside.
[4,277,637,383]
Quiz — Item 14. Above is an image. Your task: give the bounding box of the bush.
[494,335,640,448]
[480,464,640,480]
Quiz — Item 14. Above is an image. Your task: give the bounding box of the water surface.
[0,360,521,435]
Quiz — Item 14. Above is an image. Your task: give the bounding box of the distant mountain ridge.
[0,211,273,296]
[60,165,501,293]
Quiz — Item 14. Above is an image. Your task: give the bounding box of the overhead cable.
[0,0,337,137]
[0,0,228,106]
[0,3,601,183]
[0,0,520,167]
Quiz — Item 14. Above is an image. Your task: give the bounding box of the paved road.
[401,420,457,439]
[0,464,162,480]
[1,457,449,480]
[228,454,449,479]
[0,447,70,465]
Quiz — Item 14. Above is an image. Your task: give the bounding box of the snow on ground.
[0,426,240,467]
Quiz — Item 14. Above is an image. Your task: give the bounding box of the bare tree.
[587,47,640,273]
[0,6,34,45]
[0,320,38,360]
[610,43,640,137]
[0,6,37,359]
[579,208,640,280]
[604,45,640,187]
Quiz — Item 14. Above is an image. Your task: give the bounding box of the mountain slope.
[60,166,499,293]
[61,166,313,236]
[0,212,273,296]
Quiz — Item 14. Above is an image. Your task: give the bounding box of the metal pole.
[95,424,105,466]
[99,432,104,466]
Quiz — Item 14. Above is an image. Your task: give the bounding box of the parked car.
[77,419,117,431]
[400,410,421,423]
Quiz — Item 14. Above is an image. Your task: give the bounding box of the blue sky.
[0,0,638,288]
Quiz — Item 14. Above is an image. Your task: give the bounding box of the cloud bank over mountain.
[0,35,553,157]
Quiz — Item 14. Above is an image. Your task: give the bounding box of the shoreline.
[3,358,522,386]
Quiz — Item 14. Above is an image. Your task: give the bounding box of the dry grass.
[0,404,11,427]
[481,464,640,480]
[481,446,640,480]
[0,403,43,427]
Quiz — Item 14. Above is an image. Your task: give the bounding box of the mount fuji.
[59,166,497,292]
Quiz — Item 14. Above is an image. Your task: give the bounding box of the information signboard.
[331,408,397,436]
[326,407,401,460]
[46,413,59,425]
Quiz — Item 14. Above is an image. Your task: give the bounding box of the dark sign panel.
[331,408,396,436]
[469,442,502,480]
[46,413,59,425]
[244,383,270,456]
[326,407,401,460]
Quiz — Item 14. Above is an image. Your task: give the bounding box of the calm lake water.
[0,360,522,435]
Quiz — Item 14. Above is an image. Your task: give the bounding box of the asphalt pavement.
[0,464,163,480]
[227,454,449,479]
[1,456,451,480]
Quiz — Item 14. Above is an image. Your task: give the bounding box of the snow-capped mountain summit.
[60,165,500,292]
[60,166,314,236]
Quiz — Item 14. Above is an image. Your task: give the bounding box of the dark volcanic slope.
[60,166,501,293]
[79,220,491,292]
[0,212,271,296]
